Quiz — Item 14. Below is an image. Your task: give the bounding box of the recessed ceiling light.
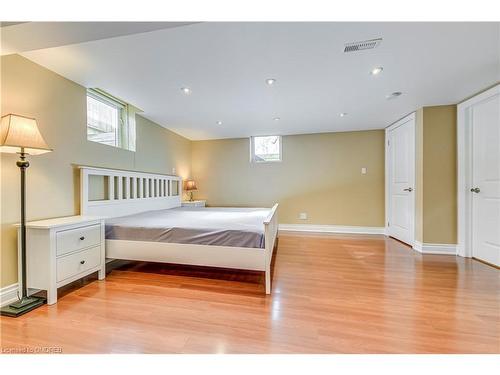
[340,113,348,117]
[181,87,192,95]
[273,117,280,121]
[370,67,383,75]
[216,121,223,125]
[266,78,276,86]
[386,91,403,100]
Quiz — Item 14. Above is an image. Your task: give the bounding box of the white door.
[471,93,500,266]
[386,114,415,246]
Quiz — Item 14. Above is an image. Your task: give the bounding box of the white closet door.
[387,114,416,246]
[472,93,500,266]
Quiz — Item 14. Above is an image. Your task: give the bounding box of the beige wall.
[192,130,385,226]
[1,55,191,287]
[415,105,457,244]
[422,106,457,244]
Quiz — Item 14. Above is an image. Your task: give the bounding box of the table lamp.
[184,179,197,201]
[0,114,52,317]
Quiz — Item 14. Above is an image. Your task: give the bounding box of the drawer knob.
[79,236,85,241]
[80,260,85,264]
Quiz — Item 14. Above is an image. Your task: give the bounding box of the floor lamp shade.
[0,114,52,317]
[0,114,52,154]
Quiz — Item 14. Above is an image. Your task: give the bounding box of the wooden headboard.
[79,166,182,217]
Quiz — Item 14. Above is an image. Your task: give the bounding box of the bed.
[79,166,279,294]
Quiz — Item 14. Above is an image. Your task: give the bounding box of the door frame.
[385,112,416,247]
[457,84,500,258]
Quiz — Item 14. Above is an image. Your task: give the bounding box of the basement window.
[250,135,282,163]
[86,88,135,151]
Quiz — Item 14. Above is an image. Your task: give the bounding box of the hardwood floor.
[1,233,499,354]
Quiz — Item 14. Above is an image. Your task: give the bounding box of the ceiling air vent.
[344,38,382,53]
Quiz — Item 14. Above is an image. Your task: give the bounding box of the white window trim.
[87,88,126,110]
[250,135,283,163]
[87,88,134,151]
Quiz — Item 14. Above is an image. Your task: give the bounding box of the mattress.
[105,206,270,249]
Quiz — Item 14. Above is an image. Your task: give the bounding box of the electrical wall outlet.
[299,212,308,220]
[361,167,367,174]
[172,167,176,175]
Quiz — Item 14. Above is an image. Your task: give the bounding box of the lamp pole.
[17,150,30,303]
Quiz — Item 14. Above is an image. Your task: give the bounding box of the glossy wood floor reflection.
[1,234,499,353]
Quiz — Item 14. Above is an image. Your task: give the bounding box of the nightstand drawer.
[56,245,101,282]
[56,224,101,256]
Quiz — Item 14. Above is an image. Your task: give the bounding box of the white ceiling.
[11,22,500,140]
[0,22,196,55]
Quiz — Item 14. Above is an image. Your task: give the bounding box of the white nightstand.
[19,216,106,305]
[181,200,206,207]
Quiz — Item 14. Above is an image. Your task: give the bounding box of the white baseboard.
[0,283,20,307]
[413,241,457,255]
[279,224,385,235]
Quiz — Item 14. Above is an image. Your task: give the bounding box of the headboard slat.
[79,166,182,218]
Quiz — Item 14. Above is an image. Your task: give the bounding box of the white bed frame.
[79,166,279,294]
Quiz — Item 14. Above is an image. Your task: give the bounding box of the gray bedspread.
[105,206,270,249]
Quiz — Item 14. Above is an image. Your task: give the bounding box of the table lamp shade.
[185,179,197,191]
[0,114,52,155]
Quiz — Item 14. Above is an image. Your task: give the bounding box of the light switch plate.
[299,212,308,220]
[361,167,367,174]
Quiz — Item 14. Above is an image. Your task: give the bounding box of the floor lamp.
[0,114,52,317]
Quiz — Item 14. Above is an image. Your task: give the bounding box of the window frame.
[86,88,132,151]
[250,135,283,163]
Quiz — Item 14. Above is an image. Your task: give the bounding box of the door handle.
[80,260,86,265]
[470,187,480,193]
[403,187,413,192]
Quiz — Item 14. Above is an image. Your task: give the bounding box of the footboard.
[263,203,279,294]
